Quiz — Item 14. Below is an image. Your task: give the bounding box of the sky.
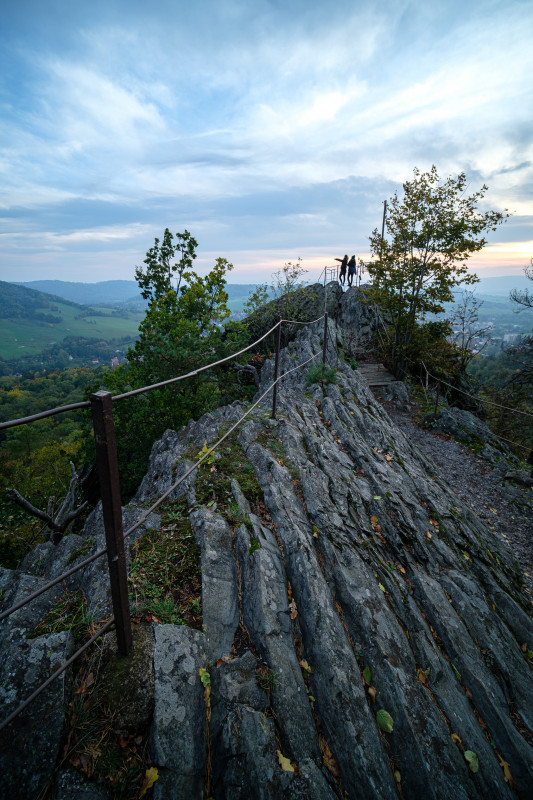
[0,0,532,286]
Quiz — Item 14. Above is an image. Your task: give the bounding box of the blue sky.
[1,0,532,284]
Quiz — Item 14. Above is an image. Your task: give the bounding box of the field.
[0,304,144,360]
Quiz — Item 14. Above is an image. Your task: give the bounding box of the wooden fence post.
[90,390,132,656]
[271,319,282,419]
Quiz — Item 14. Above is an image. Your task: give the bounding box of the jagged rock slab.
[0,630,74,799]
[149,625,206,800]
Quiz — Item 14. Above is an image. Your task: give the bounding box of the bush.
[306,364,337,387]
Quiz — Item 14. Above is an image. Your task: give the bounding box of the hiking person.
[334,255,348,285]
[347,255,356,287]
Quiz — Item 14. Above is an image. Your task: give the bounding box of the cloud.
[0,0,531,281]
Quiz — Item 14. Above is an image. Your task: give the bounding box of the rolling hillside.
[0,281,143,360]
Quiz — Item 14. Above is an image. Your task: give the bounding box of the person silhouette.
[347,255,356,287]
[334,255,348,285]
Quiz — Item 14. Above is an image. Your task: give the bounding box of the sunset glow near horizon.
[1,0,532,285]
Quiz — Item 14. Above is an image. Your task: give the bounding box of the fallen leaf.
[299,660,312,673]
[199,667,211,687]
[376,708,394,733]
[464,750,479,773]
[368,686,377,702]
[417,668,427,685]
[277,750,294,772]
[289,600,298,619]
[426,531,432,540]
[373,495,382,501]
[76,673,94,694]
[498,755,516,787]
[451,733,463,749]
[521,642,528,653]
[394,770,401,783]
[363,666,371,685]
[378,582,386,592]
[140,767,159,797]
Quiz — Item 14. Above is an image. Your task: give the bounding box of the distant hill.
[16,280,142,306]
[16,280,261,313]
[474,274,531,297]
[0,281,144,362]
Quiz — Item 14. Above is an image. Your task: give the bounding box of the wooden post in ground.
[90,390,132,656]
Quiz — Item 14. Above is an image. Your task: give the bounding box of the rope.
[0,546,107,624]
[0,314,324,430]
[280,315,325,326]
[420,362,533,420]
[122,350,322,541]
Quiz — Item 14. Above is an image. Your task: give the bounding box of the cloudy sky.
[1,0,532,285]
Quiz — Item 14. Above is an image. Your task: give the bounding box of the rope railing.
[420,361,533,420]
[0,313,328,732]
[0,320,284,431]
[122,349,322,542]
[417,360,532,453]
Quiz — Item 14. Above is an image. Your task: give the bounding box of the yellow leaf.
[378,583,386,592]
[498,755,515,787]
[368,686,377,702]
[394,770,401,783]
[140,767,159,797]
[451,733,462,749]
[299,660,312,673]
[278,458,284,466]
[277,750,294,772]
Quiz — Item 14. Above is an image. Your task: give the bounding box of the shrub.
[306,364,337,388]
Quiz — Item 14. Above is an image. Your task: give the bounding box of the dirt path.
[382,399,533,598]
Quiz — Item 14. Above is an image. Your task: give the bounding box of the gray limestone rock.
[0,630,73,800]
[54,769,112,800]
[189,508,239,660]
[149,625,206,800]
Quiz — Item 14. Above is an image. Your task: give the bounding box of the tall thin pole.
[90,390,132,656]
[381,200,387,242]
[271,319,282,419]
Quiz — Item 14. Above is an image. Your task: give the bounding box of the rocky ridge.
[0,286,532,799]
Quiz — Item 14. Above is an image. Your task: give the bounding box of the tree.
[92,229,250,498]
[448,290,492,373]
[510,258,533,310]
[244,258,311,348]
[364,166,508,373]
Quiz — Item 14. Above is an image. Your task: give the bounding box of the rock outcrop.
[1,287,532,799]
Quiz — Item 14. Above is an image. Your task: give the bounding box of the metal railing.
[0,313,329,731]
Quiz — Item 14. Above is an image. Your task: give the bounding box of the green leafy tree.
[92,229,250,498]
[364,166,508,374]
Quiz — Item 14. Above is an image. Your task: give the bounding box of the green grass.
[0,303,144,360]
[128,501,202,627]
[28,590,94,645]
